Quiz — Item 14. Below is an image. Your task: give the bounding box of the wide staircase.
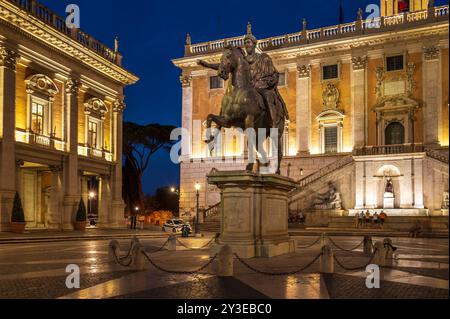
[201,145,449,236]
[201,203,221,233]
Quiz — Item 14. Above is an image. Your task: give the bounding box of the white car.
[162,219,192,233]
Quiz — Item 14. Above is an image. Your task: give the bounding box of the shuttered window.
[324,126,338,153]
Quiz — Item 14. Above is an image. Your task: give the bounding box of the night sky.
[39,0,448,194]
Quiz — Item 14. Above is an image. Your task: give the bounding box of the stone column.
[47,166,63,230]
[422,46,442,148]
[110,98,126,228]
[296,64,311,155]
[0,45,19,232]
[180,73,193,160]
[62,78,80,230]
[98,174,112,228]
[351,56,367,149]
[355,161,365,209]
[400,161,413,208]
[413,157,424,209]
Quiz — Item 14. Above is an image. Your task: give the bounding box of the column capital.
[351,56,367,70]
[65,78,81,94]
[297,64,311,78]
[113,97,126,113]
[0,45,19,70]
[180,74,192,87]
[423,46,440,61]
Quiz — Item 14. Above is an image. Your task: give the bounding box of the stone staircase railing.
[296,155,355,190]
[204,202,221,220]
[425,148,449,164]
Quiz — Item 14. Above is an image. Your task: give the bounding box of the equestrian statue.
[198,27,289,174]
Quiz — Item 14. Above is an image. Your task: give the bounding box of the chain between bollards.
[141,251,218,274]
[332,249,378,271]
[176,237,215,250]
[328,237,365,252]
[233,252,323,276]
[297,236,322,249]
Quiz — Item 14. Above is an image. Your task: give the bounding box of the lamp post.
[88,191,96,226]
[195,182,201,237]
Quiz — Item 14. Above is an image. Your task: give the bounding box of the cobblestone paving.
[114,277,269,299]
[389,267,449,280]
[0,235,447,299]
[0,271,135,299]
[323,274,449,299]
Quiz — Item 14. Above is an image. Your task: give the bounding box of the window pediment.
[316,109,345,122]
[25,74,59,96]
[84,98,108,119]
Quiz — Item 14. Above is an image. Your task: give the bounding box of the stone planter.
[74,221,86,231]
[11,222,26,234]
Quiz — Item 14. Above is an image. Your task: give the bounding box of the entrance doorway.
[19,162,51,229]
[81,174,100,228]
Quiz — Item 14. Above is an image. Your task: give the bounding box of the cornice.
[173,22,448,69]
[0,1,139,86]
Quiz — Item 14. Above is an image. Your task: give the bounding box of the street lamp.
[195,182,201,237]
[88,191,96,226]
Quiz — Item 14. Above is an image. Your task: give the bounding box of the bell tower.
[381,0,430,17]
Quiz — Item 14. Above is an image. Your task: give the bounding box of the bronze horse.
[204,46,285,174]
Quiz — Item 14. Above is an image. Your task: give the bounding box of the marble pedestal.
[384,193,395,209]
[207,170,297,259]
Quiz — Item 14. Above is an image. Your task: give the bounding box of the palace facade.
[0,0,138,231]
[173,0,449,222]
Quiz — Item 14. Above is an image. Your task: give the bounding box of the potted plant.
[74,198,87,231]
[11,192,26,234]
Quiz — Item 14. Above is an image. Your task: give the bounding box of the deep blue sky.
[40,0,447,194]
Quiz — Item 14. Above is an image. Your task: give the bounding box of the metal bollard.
[132,242,146,271]
[373,241,386,266]
[215,245,233,277]
[320,245,334,274]
[320,233,329,248]
[383,238,395,264]
[108,240,121,263]
[363,236,373,255]
[168,235,177,251]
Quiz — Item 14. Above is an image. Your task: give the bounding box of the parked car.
[162,219,192,234]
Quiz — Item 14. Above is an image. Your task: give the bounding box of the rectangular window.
[88,121,98,149]
[210,76,224,89]
[386,55,404,71]
[31,102,44,134]
[324,126,338,154]
[278,72,286,87]
[323,65,338,80]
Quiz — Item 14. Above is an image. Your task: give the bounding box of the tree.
[122,122,176,215]
[11,192,25,223]
[154,187,180,213]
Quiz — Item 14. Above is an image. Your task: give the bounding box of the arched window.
[385,122,405,145]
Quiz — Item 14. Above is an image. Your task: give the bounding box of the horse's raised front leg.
[204,114,229,144]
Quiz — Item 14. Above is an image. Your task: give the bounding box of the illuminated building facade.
[0,0,138,231]
[173,0,449,219]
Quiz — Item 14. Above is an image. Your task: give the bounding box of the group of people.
[355,210,387,228]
